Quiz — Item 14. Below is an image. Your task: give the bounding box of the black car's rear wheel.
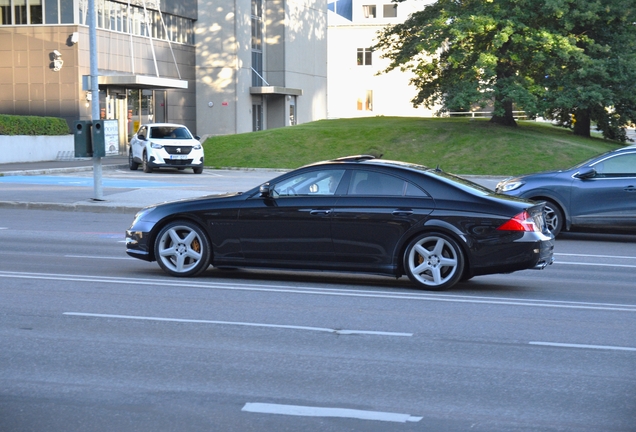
[404,232,464,291]
[154,221,211,277]
[543,200,563,236]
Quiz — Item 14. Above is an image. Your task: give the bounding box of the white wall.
[0,135,74,163]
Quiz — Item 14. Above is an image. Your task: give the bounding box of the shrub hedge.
[0,114,70,136]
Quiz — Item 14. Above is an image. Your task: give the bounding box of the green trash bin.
[73,120,93,157]
[90,120,106,158]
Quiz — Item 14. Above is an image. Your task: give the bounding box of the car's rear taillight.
[497,211,541,232]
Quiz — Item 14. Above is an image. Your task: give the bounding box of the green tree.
[375,0,636,140]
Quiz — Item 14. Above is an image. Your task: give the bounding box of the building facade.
[0,0,327,149]
[327,0,435,119]
[195,0,328,136]
[1,0,196,148]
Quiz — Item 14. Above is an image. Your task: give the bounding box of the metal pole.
[88,0,103,200]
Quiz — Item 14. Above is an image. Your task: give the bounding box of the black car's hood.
[141,191,245,212]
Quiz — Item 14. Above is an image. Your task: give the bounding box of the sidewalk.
[0,155,228,214]
[0,155,129,176]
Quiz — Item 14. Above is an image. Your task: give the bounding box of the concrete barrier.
[0,135,74,163]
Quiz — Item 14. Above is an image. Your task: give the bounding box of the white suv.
[129,123,205,174]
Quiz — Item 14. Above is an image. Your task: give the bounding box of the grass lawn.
[202,117,624,176]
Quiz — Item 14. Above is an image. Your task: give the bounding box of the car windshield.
[566,148,633,170]
[149,126,191,139]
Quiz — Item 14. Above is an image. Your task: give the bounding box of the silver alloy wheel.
[543,203,562,236]
[155,222,211,276]
[404,233,463,290]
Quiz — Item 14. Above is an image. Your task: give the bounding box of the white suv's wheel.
[128,149,139,170]
[142,152,153,173]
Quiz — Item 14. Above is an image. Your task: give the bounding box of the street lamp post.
[88,0,103,200]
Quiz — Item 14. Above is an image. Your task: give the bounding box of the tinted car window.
[272,169,346,197]
[150,126,192,139]
[349,170,427,197]
[592,153,636,177]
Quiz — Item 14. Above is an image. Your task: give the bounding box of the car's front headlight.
[193,144,202,150]
[150,142,163,149]
[496,179,525,192]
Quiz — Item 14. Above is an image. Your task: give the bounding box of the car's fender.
[393,218,470,277]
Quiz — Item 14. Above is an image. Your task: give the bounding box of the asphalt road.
[0,209,635,431]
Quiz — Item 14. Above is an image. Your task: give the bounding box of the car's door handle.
[392,209,413,216]
[310,209,332,215]
[625,186,636,192]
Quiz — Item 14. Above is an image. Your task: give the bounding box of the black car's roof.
[316,155,433,172]
[305,155,496,196]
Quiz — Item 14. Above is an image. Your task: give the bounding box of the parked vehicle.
[126,156,554,291]
[129,123,204,174]
[496,146,636,236]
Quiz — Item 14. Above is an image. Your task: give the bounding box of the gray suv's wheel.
[543,200,563,236]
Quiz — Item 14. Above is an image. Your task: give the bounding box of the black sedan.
[126,156,554,291]
[496,146,636,236]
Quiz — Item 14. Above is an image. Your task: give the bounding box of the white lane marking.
[242,403,422,423]
[556,262,636,269]
[64,255,130,260]
[2,270,636,312]
[63,312,412,337]
[556,253,636,260]
[530,342,636,352]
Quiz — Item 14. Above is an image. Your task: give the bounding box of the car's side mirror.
[259,183,272,197]
[194,135,201,141]
[575,167,596,179]
[138,134,146,141]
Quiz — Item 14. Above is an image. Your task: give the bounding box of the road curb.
[0,200,141,214]
[0,164,129,177]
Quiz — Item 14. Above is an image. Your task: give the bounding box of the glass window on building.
[29,0,42,24]
[0,0,10,24]
[252,103,263,131]
[383,4,397,18]
[362,5,376,18]
[14,0,26,24]
[44,0,57,23]
[357,48,372,66]
[357,90,373,111]
[59,0,72,23]
[251,0,263,86]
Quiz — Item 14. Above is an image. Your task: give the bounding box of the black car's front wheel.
[403,232,464,291]
[154,221,211,277]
